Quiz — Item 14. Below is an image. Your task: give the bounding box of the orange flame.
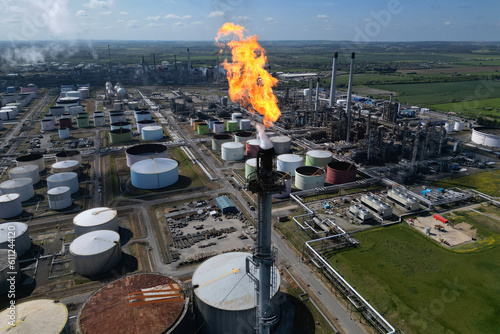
[216,22,280,127]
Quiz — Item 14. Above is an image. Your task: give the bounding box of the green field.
[431,97,500,117]
[329,223,500,334]
[432,170,500,197]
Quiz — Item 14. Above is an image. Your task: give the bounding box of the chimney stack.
[346,52,355,143]
[329,52,338,107]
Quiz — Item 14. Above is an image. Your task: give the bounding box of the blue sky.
[1,0,499,41]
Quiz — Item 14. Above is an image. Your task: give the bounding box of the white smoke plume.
[256,123,273,150]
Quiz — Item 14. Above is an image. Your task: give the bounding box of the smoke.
[256,123,273,150]
[0,43,85,66]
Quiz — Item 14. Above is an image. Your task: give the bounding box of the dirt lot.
[410,216,475,247]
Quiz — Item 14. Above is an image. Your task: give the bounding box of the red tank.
[326,161,357,184]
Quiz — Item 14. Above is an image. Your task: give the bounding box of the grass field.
[432,170,500,197]
[431,97,500,117]
[329,223,500,334]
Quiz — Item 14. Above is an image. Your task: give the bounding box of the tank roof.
[247,139,260,146]
[0,193,20,202]
[74,207,117,227]
[0,222,27,241]
[0,299,68,334]
[192,252,280,311]
[131,158,178,174]
[277,154,302,163]
[47,172,78,182]
[307,150,332,158]
[0,178,32,188]
[79,274,184,334]
[70,230,120,256]
[270,136,291,143]
[246,158,257,167]
[142,125,163,131]
[52,160,79,168]
[9,165,39,173]
[221,142,244,149]
[296,166,325,176]
[48,186,71,195]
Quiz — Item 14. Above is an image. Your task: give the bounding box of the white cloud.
[444,21,452,26]
[173,21,184,26]
[76,10,88,17]
[83,0,114,9]
[165,14,191,19]
[148,22,165,27]
[265,17,274,22]
[126,19,139,28]
[147,16,161,21]
[119,11,128,15]
[317,14,328,19]
[100,11,112,15]
[208,11,224,18]
[192,21,203,25]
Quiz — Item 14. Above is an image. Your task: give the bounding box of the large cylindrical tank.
[208,118,217,130]
[41,119,55,131]
[16,153,45,171]
[212,134,232,151]
[245,158,257,180]
[9,165,40,184]
[0,110,14,120]
[109,128,133,144]
[213,121,225,133]
[59,117,72,128]
[326,161,357,184]
[110,121,132,131]
[226,120,238,132]
[59,127,70,138]
[245,139,260,158]
[52,160,80,174]
[273,171,292,198]
[444,122,454,132]
[271,136,291,154]
[305,150,333,168]
[0,178,34,202]
[78,88,90,99]
[70,230,121,276]
[471,127,500,147]
[197,123,209,135]
[277,154,303,176]
[137,119,157,133]
[141,125,163,141]
[134,111,152,122]
[109,112,127,124]
[78,273,186,334]
[131,158,179,190]
[0,299,69,334]
[0,222,30,256]
[192,252,281,334]
[73,207,119,237]
[0,249,19,295]
[193,121,205,131]
[93,115,106,127]
[47,172,79,194]
[66,90,82,99]
[221,142,244,161]
[0,194,22,218]
[239,119,251,131]
[128,101,139,110]
[295,166,326,190]
[454,121,464,131]
[234,131,254,144]
[49,106,65,116]
[125,143,168,167]
[48,186,72,210]
[231,112,243,121]
[68,105,83,115]
[77,114,90,128]
[56,150,82,163]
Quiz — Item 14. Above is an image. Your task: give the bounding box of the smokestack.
[329,52,338,107]
[346,52,355,143]
[308,78,313,108]
[187,48,192,72]
[152,54,156,70]
[315,78,320,121]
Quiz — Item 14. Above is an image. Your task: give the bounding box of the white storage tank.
[93,115,106,127]
[109,112,127,124]
[59,127,70,139]
[212,134,233,151]
[0,249,19,295]
[277,154,303,176]
[0,222,30,256]
[73,207,119,237]
[192,252,281,334]
[234,131,254,144]
[0,194,23,219]
[55,150,82,163]
[444,122,454,132]
[0,178,34,202]
[49,106,65,116]
[273,171,292,198]
[130,158,179,190]
[0,299,69,334]
[221,142,245,161]
[295,166,326,190]
[48,186,72,210]
[137,119,157,134]
[141,125,164,141]
[66,90,82,99]
[454,121,464,131]
[239,119,251,131]
[41,119,55,131]
[68,105,83,114]
[270,136,291,154]
[213,121,225,133]
[9,165,40,184]
[47,172,79,194]
[70,230,121,276]
[16,153,45,171]
[52,160,80,174]
[125,143,169,167]
[134,111,152,122]
[305,150,333,168]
